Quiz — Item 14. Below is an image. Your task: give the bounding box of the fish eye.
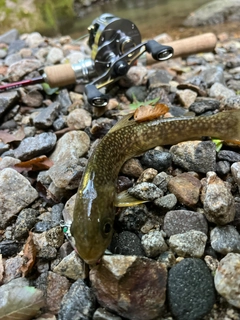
[103,222,112,235]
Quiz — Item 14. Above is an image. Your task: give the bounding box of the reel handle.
[85,84,109,107]
[146,40,173,61]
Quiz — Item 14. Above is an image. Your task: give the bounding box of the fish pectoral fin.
[108,113,135,133]
[114,190,148,207]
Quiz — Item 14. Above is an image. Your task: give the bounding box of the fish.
[70,110,240,265]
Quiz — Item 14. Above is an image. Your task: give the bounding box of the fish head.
[71,183,115,265]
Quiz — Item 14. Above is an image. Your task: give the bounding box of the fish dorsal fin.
[114,190,149,207]
[108,113,135,133]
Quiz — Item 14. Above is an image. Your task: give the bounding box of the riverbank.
[0,28,240,320]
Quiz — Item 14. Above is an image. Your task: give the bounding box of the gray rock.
[0,91,19,118]
[210,225,240,254]
[216,161,231,175]
[110,231,144,256]
[58,279,96,320]
[152,171,170,192]
[170,140,216,173]
[0,240,22,257]
[53,251,85,280]
[141,230,168,258]
[214,253,240,308]
[231,162,240,193]
[201,172,235,225]
[25,32,44,48]
[183,0,240,27]
[14,132,57,161]
[56,89,72,115]
[0,29,19,44]
[168,258,215,320]
[128,182,163,201]
[125,66,148,86]
[21,89,44,107]
[225,95,240,109]
[218,150,240,162]
[93,308,122,320]
[209,82,235,101]
[0,156,20,169]
[0,168,38,228]
[141,150,172,171]
[125,86,148,102]
[4,53,22,66]
[0,143,10,155]
[163,210,208,237]
[148,70,173,89]
[7,59,42,82]
[14,208,38,240]
[67,108,92,130]
[8,39,27,55]
[176,89,197,108]
[53,116,66,131]
[201,66,225,87]
[169,230,207,258]
[154,193,177,211]
[117,204,148,233]
[227,79,240,91]
[189,97,220,114]
[33,101,60,129]
[47,47,64,64]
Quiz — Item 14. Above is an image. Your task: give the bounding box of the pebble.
[0,28,19,44]
[11,132,57,161]
[231,162,240,193]
[128,182,163,201]
[225,95,240,109]
[147,69,173,88]
[170,140,216,173]
[189,97,220,114]
[66,108,92,129]
[56,89,72,115]
[33,101,60,129]
[210,225,240,254]
[125,85,148,102]
[47,47,64,64]
[53,251,85,280]
[14,208,38,239]
[90,255,167,320]
[168,258,215,320]
[120,158,143,178]
[167,172,201,207]
[0,168,38,228]
[141,230,168,258]
[117,204,148,233]
[168,230,207,258]
[163,209,208,237]
[21,89,44,107]
[214,253,240,308]
[154,193,177,211]
[25,32,44,48]
[216,160,231,175]
[58,279,96,320]
[218,149,240,162]
[0,240,22,257]
[125,65,148,86]
[93,308,122,320]
[0,91,19,118]
[202,66,225,87]
[209,82,236,101]
[140,150,172,171]
[4,52,22,66]
[201,172,235,225]
[110,231,144,256]
[152,171,170,192]
[0,156,20,169]
[176,89,198,108]
[158,251,176,269]
[7,58,42,81]
[137,168,158,183]
[3,255,24,283]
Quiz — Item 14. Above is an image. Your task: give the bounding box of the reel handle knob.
[85,84,109,107]
[146,40,174,61]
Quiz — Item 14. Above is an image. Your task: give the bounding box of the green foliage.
[212,138,223,152]
[42,83,59,95]
[129,95,159,110]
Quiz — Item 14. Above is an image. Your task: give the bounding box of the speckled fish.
[70,110,240,265]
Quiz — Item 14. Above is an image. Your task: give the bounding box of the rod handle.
[44,64,76,88]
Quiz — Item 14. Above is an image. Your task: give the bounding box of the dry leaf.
[21,232,37,277]
[134,103,169,122]
[14,155,54,172]
[0,127,25,144]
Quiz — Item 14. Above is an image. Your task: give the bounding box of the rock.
[25,32,44,48]
[53,116,66,131]
[201,172,235,225]
[163,210,208,237]
[120,158,143,178]
[0,240,22,257]
[67,108,92,129]
[146,87,171,105]
[47,47,64,64]
[3,255,24,283]
[7,59,42,81]
[168,258,215,320]
[137,168,158,183]
[56,89,72,115]
[209,82,235,101]
[125,86,148,102]
[93,308,122,320]
[125,66,148,86]
[170,140,216,173]
[216,160,231,175]
[0,142,9,154]
[117,204,148,233]
[0,91,19,118]
[0,156,20,169]
[189,97,220,114]
[202,66,225,87]
[169,230,207,258]
[0,168,38,228]
[58,279,96,320]
[210,225,240,254]
[110,231,144,256]
[21,89,44,107]
[53,251,85,280]
[227,79,240,91]
[218,149,240,162]
[0,29,19,44]
[4,52,22,66]
[214,253,240,308]
[128,182,163,201]
[167,172,201,207]
[147,70,173,89]
[183,0,240,27]
[152,171,170,192]
[141,230,168,258]
[13,132,57,161]
[90,255,167,320]
[154,193,177,211]
[33,102,60,128]
[140,150,172,171]
[231,162,240,193]
[158,251,176,269]
[14,208,38,240]
[176,89,197,108]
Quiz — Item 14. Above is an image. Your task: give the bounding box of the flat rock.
[189,97,220,114]
[0,91,19,118]
[140,150,172,171]
[110,231,144,256]
[90,255,167,320]
[14,208,38,239]
[0,168,38,228]
[53,251,85,280]
[7,58,42,81]
[120,158,143,178]
[141,230,168,258]
[33,102,60,129]
[210,225,240,254]
[128,182,163,201]
[209,82,235,101]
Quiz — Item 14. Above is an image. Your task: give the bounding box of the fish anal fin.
[114,190,148,207]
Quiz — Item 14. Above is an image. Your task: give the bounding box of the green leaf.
[0,279,44,320]
[212,138,223,152]
[42,83,59,95]
[129,95,160,110]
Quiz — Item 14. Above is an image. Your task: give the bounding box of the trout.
[71,110,240,265]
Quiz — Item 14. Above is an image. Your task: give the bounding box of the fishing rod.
[0,13,217,107]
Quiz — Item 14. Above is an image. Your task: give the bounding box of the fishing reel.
[76,13,174,107]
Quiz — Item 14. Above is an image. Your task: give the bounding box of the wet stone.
[120,158,143,178]
[53,251,85,280]
[167,172,201,207]
[0,240,22,257]
[128,182,163,201]
[13,132,57,161]
[117,204,148,233]
[201,172,235,225]
[154,193,177,211]
[210,225,240,254]
[33,102,60,129]
[110,231,144,256]
[137,168,158,183]
[140,150,172,171]
[168,258,215,320]
[218,149,240,162]
[152,171,170,192]
[216,160,231,175]
[58,279,96,320]
[163,210,208,237]
[169,230,207,258]
[141,230,168,258]
[170,140,216,173]
[214,253,240,308]
[0,168,38,228]
[14,208,38,240]
[0,91,19,118]
[189,97,220,114]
